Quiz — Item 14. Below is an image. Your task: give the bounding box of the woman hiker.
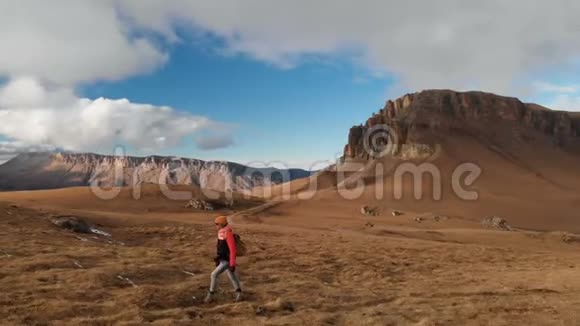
[204,215,243,303]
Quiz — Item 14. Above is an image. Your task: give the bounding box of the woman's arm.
[226,231,237,267]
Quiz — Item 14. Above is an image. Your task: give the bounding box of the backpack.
[233,233,247,256]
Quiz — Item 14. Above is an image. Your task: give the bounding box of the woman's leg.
[225,268,242,292]
[209,261,229,293]
[225,267,243,301]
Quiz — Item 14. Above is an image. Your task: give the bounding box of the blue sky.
[1,1,580,168]
[81,41,393,167]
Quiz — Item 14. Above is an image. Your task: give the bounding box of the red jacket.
[217,225,237,267]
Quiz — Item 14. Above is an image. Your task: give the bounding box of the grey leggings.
[210,260,241,293]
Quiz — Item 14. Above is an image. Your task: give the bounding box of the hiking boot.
[234,291,243,302]
[204,292,214,303]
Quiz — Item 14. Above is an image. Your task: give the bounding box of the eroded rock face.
[0,153,312,192]
[343,90,580,160]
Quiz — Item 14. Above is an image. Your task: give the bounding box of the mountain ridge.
[0,152,312,192]
[344,89,580,160]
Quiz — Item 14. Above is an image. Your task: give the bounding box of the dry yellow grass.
[2,194,580,325]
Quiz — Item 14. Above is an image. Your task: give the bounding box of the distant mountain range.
[2,89,579,199]
[0,152,312,192]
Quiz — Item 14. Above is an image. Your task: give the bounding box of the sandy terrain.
[2,177,580,325]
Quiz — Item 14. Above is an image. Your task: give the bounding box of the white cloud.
[534,82,580,95]
[0,1,241,155]
[0,140,56,154]
[532,81,580,111]
[3,0,580,155]
[116,0,580,94]
[0,77,233,153]
[548,95,580,112]
[0,0,167,85]
[0,76,76,108]
[3,1,580,94]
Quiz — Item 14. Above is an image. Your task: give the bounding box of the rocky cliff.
[344,90,580,160]
[0,152,311,191]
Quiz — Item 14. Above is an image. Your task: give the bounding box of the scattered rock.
[414,217,423,223]
[430,215,448,222]
[185,199,215,211]
[117,274,138,288]
[364,221,375,228]
[361,206,379,216]
[561,232,580,244]
[50,215,112,237]
[50,216,92,233]
[186,310,203,319]
[256,306,267,316]
[481,216,512,231]
[182,270,196,276]
[281,301,295,312]
[392,210,404,217]
[90,227,112,237]
[224,198,235,208]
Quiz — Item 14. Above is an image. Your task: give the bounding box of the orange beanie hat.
[214,215,228,226]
